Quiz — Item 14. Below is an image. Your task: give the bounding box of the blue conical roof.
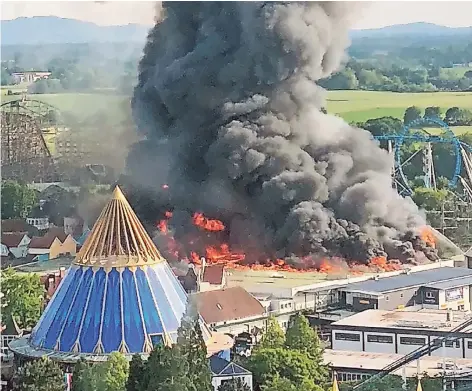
[28,187,212,355]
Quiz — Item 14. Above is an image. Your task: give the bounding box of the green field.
[1,89,472,133]
[0,91,130,125]
[327,90,472,123]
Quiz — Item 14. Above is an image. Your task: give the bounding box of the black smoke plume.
[128,2,438,265]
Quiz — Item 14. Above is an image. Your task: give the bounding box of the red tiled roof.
[195,286,265,324]
[202,264,225,285]
[1,219,32,234]
[1,233,27,248]
[29,235,58,249]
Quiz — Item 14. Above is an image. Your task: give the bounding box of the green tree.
[247,347,326,389]
[126,354,145,391]
[71,358,89,391]
[322,69,359,90]
[424,106,442,119]
[79,352,129,391]
[285,314,324,362]
[412,187,450,210]
[1,268,44,330]
[217,378,251,391]
[403,106,422,125]
[361,117,403,138]
[13,357,65,391]
[1,180,38,219]
[257,317,285,350]
[176,301,212,391]
[261,376,297,391]
[99,352,129,391]
[144,345,189,391]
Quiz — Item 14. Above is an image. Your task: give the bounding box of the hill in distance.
[351,22,472,39]
[1,17,471,46]
[1,16,151,45]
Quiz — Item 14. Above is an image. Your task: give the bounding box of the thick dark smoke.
[128,2,438,264]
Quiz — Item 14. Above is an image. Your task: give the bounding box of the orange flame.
[193,212,225,232]
[420,226,436,249]
[370,256,401,272]
[156,210,409,275]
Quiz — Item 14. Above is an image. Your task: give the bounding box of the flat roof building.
[331,308,472,359]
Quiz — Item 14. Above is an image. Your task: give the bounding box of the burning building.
[9,187,232,362]
[125,2,437,272]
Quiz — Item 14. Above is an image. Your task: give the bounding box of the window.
[467,341,472,350]
[445,339,460,348]
[367,334,393,344]
[335,332,361,342]
[385,296,389,301]
[400,293,403,298]
[425,291,435,299]
[400,336,426,346]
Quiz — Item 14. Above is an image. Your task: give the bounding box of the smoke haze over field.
[129,2,436,264]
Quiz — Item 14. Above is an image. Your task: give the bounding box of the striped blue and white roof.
[27,187,212,355]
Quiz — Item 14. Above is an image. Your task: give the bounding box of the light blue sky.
[1,1,472,30]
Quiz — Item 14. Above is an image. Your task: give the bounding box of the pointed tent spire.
[332,375,339,391]
[75,186,165,267]
[416,379,423,391]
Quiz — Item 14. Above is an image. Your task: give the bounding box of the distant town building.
[11,71,51,84]
[0,233,31,258]
[28,228,77,261]
[26,205,50,231]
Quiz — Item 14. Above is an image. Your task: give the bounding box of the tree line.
[319,59,472,92]
[1,44,139,94]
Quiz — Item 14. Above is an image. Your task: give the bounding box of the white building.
[331,308,472,359]
[210,356,253,391]
[1,233,31,258]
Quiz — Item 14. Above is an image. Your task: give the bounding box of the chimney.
[374,275,380,281]
[59,267,66,278]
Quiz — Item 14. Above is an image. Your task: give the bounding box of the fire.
[420,226,436,249]
[192,212,225,232]
[157,220,168,234]
[155,210,409,275]
[370,256,401,272]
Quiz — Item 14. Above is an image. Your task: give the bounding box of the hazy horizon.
[1,1,472,30]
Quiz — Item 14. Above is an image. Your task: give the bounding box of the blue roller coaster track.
[373,116,472,197]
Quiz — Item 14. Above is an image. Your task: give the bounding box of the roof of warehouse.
[342,266,472,294]
[424,276,472,290]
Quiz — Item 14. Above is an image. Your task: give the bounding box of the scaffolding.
[427,198,472,252]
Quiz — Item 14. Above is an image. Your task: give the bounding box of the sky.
[1,1,472,30]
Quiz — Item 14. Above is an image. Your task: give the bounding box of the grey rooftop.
[342,267,472,294]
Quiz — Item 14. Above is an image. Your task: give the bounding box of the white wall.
[396,333,428,355]
[464,338,472,359]
[439,286,471,311]
[363,332,396,354]
[430,337,463,359]
[0,244,9,257]
[26,217,49,230]
[28,248,49,255]
[331,330,363,351]
[9,235,31,258]
[212,375,253,391]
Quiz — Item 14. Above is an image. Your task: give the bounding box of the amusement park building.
[9,187,234,363]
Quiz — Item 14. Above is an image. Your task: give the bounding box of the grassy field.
[327,90,472,123]
[0,91,130,125]
[1,89,472,133]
